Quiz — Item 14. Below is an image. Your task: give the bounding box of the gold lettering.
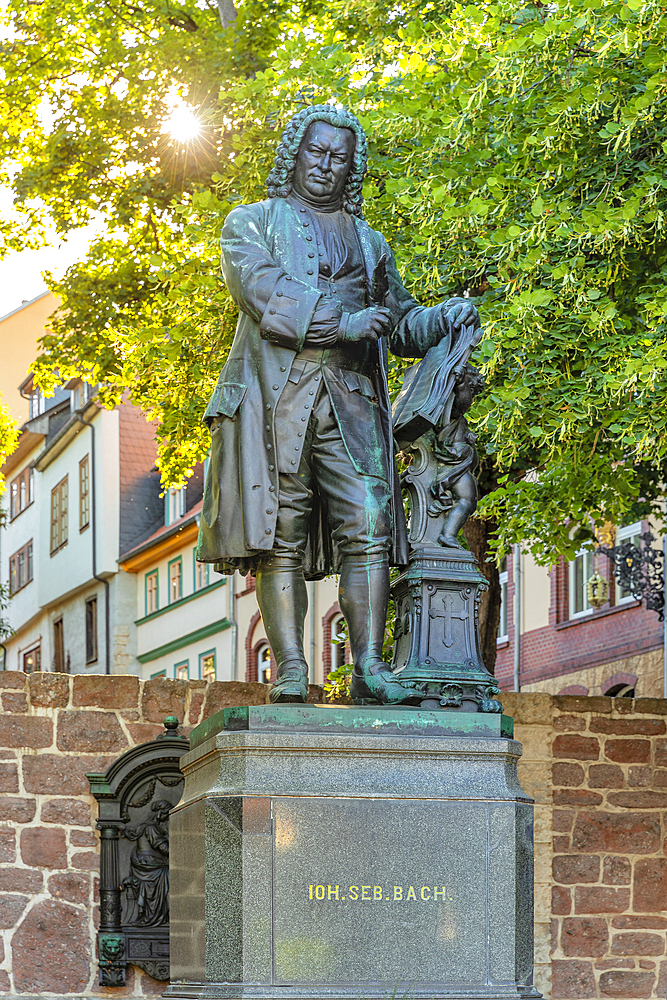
[308,880,447,902]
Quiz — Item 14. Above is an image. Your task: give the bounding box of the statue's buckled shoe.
[269,661,309,704]
[349,662,423,706]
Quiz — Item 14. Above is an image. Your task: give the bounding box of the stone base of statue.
[165,705,540,1000]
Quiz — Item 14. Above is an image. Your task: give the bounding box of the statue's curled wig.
[266,104,367,217]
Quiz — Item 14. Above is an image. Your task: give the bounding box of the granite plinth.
[166,706,540,1000]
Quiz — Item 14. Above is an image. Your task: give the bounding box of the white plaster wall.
[111,568,139,674]
[37,421,98,609]
[3,615,47,673]
[0,474,41,629]
[1,442,44,638]
[136,582,228,659]
[134,543,204,621]
[139,626,233,681]
[521,552,551,634]
[96,408,120,575]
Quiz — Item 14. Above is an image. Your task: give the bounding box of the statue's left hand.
[441,297,480,332]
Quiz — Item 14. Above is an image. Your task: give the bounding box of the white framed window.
[165,487,186,526]
[330,614,347,671]
[257,643,271,684]
[169,557,183,604]
[145,570,159,615]
[569,548,594,619]
[29,388,46,420]
[194,550,209,591]
[497,556,509,643]
[613,521,643,605]
[200,650,216,683]
[50,477,69,553]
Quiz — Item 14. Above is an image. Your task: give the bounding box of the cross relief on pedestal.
[428,592,469,648]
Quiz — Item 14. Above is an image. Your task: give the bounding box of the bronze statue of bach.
[196,105,481,705]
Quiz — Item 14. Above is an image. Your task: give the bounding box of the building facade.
[2,298,664,693]
[495,527,666,699]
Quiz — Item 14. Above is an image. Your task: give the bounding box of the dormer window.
[29,388,45,420]
[165,487,186,526]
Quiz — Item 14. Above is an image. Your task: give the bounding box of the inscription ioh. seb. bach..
[308,884,453,902]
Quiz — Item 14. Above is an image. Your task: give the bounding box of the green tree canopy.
[3,0,667,566]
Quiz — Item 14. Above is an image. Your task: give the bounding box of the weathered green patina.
[189,703,513,749]
[195,104,481,707]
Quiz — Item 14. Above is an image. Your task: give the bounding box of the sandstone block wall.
[503,691,667,1000]
[2,674,667,999]
[0,671,272,998]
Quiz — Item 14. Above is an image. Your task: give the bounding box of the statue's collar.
[288,190,343,214]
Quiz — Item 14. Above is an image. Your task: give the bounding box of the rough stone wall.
[502,693,554,1000]
[547,694,667,1000]
[0,671,271,998]
[3,675,667,999]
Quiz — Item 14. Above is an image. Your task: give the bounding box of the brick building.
[496,536,666,700]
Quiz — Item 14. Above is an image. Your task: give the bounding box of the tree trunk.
[463,515,501,676]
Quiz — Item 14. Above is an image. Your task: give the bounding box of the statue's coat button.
[266,404,271,410]
[269,464,274,471]
[265,529,271,535]
[303,221,309,227]
[307,269,314,275]
[273,384,279,390]
[291,460,296,465]
[297,432,302,437]
[277,290,283,297]
[266,443,272,450]
[269,308,276,315]
[280,366,286,371]
[306,236,312,242]
[308,252,315,258]
[269,486,275,492]
[266,508,273,515]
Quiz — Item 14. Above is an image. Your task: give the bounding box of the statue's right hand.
[342,307,393,343]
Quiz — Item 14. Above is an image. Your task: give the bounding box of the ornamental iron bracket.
[597,530,664,622]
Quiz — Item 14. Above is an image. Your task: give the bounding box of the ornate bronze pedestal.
[391,433,502,713]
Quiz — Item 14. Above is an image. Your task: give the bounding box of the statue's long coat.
[196,196,449,579]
